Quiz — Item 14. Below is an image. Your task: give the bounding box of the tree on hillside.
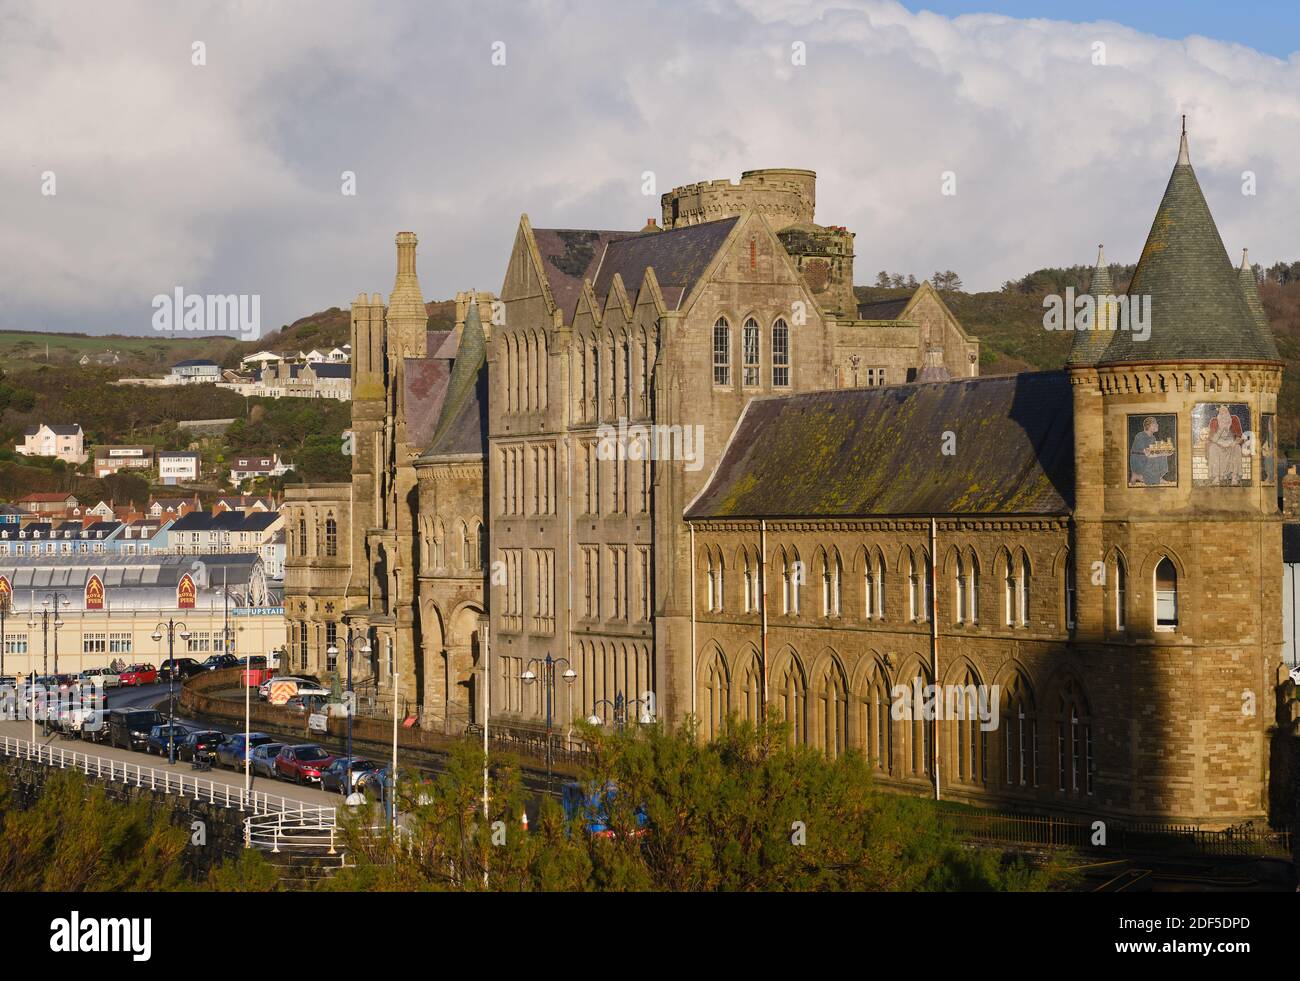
[932,270,963,291]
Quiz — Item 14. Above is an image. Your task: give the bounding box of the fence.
[0,734,335,826]
[942,809,1293,859]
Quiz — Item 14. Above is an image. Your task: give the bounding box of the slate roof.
[402,340,454,451]
[310,363,351,379]
[421,300,488,460]
[531,228,637,320]
[1095,132,1279,366]
[23,424,81,436]
[855,296,913,320]
[590,218,739,310]
[686,371,1075,520]
[1067,248,1117,366]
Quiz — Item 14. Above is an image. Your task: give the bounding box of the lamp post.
[520,653,575,792]
[28,594,68,737]
[0,588,10,679]
[586,692,653,730]
[326,627,371,800]
[152,619,190,764]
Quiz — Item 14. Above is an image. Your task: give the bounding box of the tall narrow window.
[742,552,753,614]
[876,552,886,619]
[742,317,760,387]
[1115,556,1127,630]
[955,554,966,623]
[832,552,842,616]
[821,553,832,616]
[1004,553,1016,626]
[908,551,920,622]
[1154,557,1178,630]
[1018,552,1031,626]
[712,317,731,386]
[968,550,980,623]
[324,516,338,557]
[771,318,790,387]
[713,551,724,612]
[705,551,716,613]
[1064,557,1076,630]
[864,556,875,619]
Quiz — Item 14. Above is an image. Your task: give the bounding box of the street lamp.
[520,653,576,791]
[587,692,653,729]
[28,594,69,737]
[0,588,10,679]
[326,626,371,802]
[152,619,191,763]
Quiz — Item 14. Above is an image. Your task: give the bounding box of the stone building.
[282,140,1281,823]
[684,131,1283,824]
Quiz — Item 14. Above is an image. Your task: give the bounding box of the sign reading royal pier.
[84,574,105,611]
[176,573,196,609]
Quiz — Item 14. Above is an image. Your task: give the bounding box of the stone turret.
[387,231,427,359]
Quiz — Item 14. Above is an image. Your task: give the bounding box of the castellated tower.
[1068,127,1283,823]
[661,168,857,317]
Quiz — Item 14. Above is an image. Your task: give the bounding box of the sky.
[2,0,1299,338]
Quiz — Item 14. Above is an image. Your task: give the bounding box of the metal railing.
[0,735,335,829]
[245,811,341,854]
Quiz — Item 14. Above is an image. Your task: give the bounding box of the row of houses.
[0,506,285,579]
[112,349,351,401]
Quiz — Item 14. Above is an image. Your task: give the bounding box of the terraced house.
[285,138,1282,824]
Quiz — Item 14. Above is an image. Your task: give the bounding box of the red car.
[117,663,158,687]
[273,744,336,785]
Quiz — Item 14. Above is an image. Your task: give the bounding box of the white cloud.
[2,0,1299,335]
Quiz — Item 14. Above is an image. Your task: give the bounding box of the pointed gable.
[591,217,739,310]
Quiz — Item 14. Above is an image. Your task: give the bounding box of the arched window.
[1056,680,1093,795]
[815,660,847,758]
[742,551,753,614]
[832,551,843,616]
[778,657,807,746]
[1115,555,1127,630]
[1018,550,1031,626]
[702,649,728,741]
[737,654,761,722]
[953,666,986,786]
[713,549,724,612]
[863,553,875,619]
[967,549,980,623]
[771,318,790,387]
[433,520,445,568]
[955,554,967,623]
[876,551,887,619]
[459,521,470,569]
[1064,554,1076,630]
[712,317,731,386]
[782,549,801,615]
[742,317,760,387]
[472,521,485,572]
[908,551,920,622]
[905,669,933,777]
[705,550,716,613]
[749,548,761,612]
[862,663,893,773]
[821,552,831,616]
[1003,674,1038,788]
[1154,557,1177,630]
[298,517,307,557]
[1003,551,1016,626]
[324,515,338,557]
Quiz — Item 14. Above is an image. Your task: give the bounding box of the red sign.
[177,573,196,610]
[0,575,10,612]
[84,575,104,611]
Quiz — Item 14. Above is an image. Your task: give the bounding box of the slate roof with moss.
[531,228,637,320]
[1090,133,1279,366]
[419,300,488,460]
[686,371,1074,520]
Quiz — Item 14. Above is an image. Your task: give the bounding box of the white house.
[158,451,200,485]
[228,453,293,486]
[165,359,221,384]
[15,424,87,464]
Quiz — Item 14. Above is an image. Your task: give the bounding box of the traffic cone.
[521,810,529,833]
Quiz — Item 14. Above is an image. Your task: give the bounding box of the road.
[0,682,341,810]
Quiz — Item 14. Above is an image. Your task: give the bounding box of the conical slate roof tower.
[1096,124,1278,366]
[1066,245,1117,366]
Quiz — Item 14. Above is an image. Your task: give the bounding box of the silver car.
[250,742,285,779]
[79,667,121,689]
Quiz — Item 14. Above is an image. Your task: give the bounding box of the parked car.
[250,742,285,779]
[284,693,330,715]
[77,667,120,689]
[273,744,335,784]
[0,675,16,688]
[215,732,275,769]
[146,723,193,756]
[118,664,158,687]
[108,708,165,750]
[159,657,203,682]
[200,654,239,672]
[561,781,649,838]
[320,757,383,795]
[178,729,227,764]
[258,675,319,701]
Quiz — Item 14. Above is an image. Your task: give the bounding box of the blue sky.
[3,0,1299,336]
[902,1,1300,58]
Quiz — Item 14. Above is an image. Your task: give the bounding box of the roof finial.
[1241,247,1250,270]
[1097,243,1105,265]
[1177,116,1190,165]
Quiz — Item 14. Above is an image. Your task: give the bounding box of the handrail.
[0,734,336,825]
